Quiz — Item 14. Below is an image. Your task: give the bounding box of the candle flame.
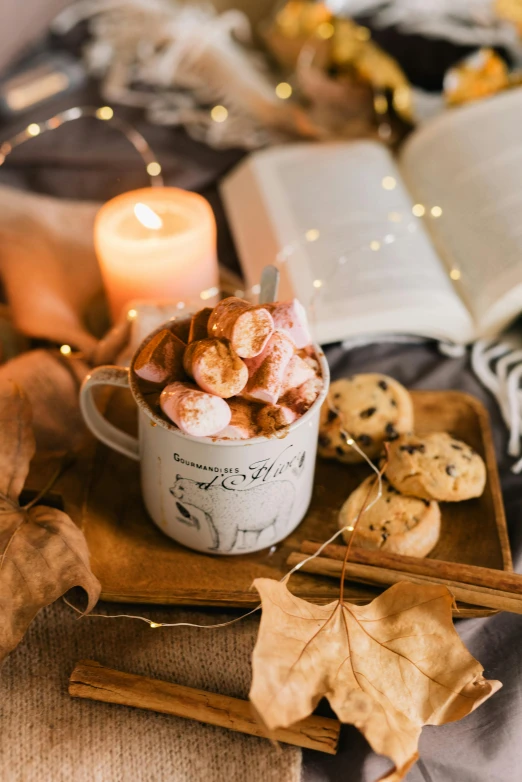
[134,202,163,230]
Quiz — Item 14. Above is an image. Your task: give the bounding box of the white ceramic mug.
[80,326,329,555]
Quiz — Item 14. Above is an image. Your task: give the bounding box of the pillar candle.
[94,187,218,321]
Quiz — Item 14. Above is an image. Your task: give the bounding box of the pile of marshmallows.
[133,297,322,439]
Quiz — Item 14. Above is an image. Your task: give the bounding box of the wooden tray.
[80,390,512,618]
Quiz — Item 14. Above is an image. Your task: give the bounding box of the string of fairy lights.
[0,102,460,319]
[0,105,165,186]
[0,101,458,630]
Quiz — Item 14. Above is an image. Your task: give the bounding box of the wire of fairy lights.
[0,104,457,325]
[0,105,164,186]
[65,433,384,630]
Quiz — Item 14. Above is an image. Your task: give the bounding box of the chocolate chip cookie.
[385,432,486,501]
[318,374,414,463]
[339,475,441,557]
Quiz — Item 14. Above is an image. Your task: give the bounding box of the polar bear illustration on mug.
[169,475,296,553]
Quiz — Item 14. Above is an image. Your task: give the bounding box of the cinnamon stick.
[299,541,522,594]
[286,553,522,614]
[69,660,340,754]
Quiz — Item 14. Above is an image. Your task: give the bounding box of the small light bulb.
[251,283,261,295]
[388,211,402,223]
[346,437,354,445]
[146,161,162,177]
[431,205,443,218]
[313,279,323,289]
[211,105,228,123]
[317,21,334,39]
[127,308,138,320]
[370,240,381,251]
[450,269,461,281]
[275,82,292,99]
[305,229,320,242]
[60,344,72,356]
[412,204,426,217]
[382,176,396,190]
[346,526,355,532]
[96,106,114,120]
[27,124,41,137]
[176,301,185,310]
[149,621,162,629]
[200,286,219,300]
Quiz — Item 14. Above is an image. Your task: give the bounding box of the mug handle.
[80,366,140,461]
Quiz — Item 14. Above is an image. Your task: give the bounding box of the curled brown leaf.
[0,384,100,664]
[250,578,501,779]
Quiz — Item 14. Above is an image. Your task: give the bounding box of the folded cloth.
[0,600,301,782]
[0,185,101,353]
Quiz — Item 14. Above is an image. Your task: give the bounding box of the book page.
[227,141,473,345]
[400,89,522,337]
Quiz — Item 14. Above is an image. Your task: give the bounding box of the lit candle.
[94,187,218,321]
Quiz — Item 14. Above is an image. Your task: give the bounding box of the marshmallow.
[257,404,297,435]
[281,354,316,395]
[134,329,186,384]
[266,299,312,349]
[244,332,295,405]
[160,381,231,437]
[169,316,191,344]
[183,338,248,398]
[281,376,323,415]
[208,297,274,358]
[217,398,259,440]
[188,307,213,343]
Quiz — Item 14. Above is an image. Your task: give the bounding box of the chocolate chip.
[399,443,425,454]
[390,399,397,407]
[334,393,341,400]
[446,464,457,477]
[451,443,463,451]
[385,423,399,441]
[378,380,388,390]
[421,498,430,507]
[327,409,338,423]
[336,446,345,456]
[387,484,398,494]
[381,532,389,542]
[369,524,376,531]
[360,406,377,419]
[319,434,330,448]
[358,434,373,446]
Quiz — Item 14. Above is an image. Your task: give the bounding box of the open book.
[221,89,522,345]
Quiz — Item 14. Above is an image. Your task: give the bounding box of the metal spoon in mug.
[258,265,280,305]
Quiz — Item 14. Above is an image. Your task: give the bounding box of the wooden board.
[80,390,512,617]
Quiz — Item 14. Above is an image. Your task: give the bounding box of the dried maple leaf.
[250,578,501,780]
[0,351,90,453]
[0,383,100,664]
